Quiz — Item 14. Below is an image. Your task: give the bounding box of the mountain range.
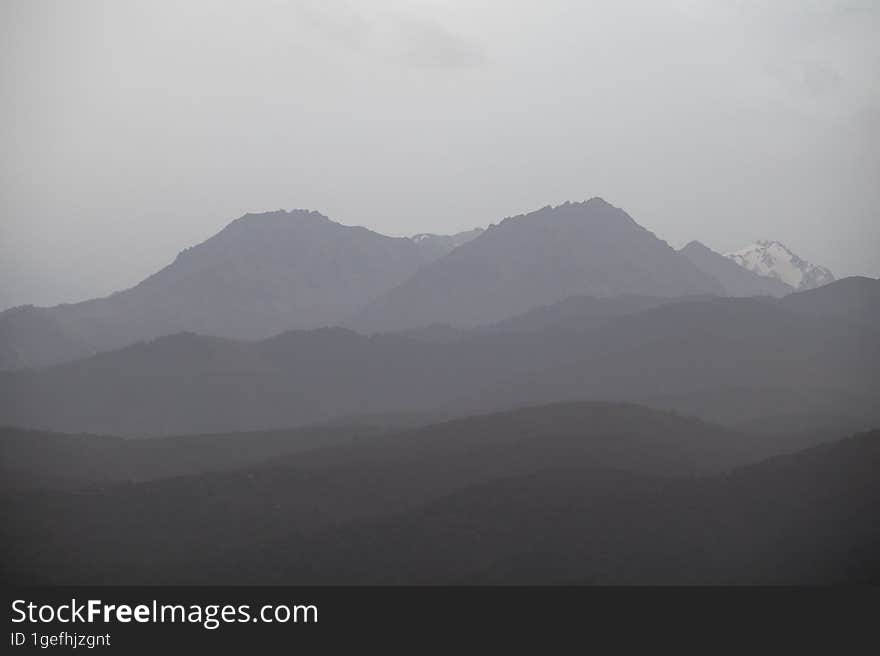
[1,277,875,437]
[0,195,875,587]
[349,199,725,331]
[0,213,481,370]
[0,199,839,370]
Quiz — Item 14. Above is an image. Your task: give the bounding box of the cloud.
[294,1,371,53]
[768,60,843,98]
[800,61,843,96]
[288,2,487,70]
[393,17,487,69]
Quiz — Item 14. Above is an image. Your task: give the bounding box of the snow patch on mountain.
[725,240,834,291]
[408,228,484,262]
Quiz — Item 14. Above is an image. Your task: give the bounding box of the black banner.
[3,586,877,652]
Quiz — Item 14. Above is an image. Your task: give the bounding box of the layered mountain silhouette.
[0,210,464,370]
[466,278,880,429]
[680,240,793,297]
[484,294,682,334]
[778,275,880,324]
[1,277,875,437]
[286,429,880,585]
[1,194,877,587]
[0,415,438,492]
[0,403,755,495]
[3,403,877,584]
[6,200,839,370]
[350,199,724,332]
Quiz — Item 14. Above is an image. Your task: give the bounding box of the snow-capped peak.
[724,240,834,291]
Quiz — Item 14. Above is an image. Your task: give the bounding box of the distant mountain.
[680,241,792,297]
[349,199,725,332]
[780,276,880,325]
[726,240,834,291]
[0,210,433,370]
[484,294,687,334]
[1,279,875,437]
[409,228,484,261]
[463,292,879,424]
[0,326,551,436]
[0,305,90,370]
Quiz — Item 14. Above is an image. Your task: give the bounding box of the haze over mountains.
[409,228,484,262]
[3,407,878,585]
[0,198,840,370]
[350,199,724,332]
[680,241,793,297]
[1,277,876,438]
[0,211,477,370]
[0,197,870,440]
[1,195,876,586]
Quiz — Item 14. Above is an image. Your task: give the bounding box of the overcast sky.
[1,0,878,309]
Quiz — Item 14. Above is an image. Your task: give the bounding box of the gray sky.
[1,0,878,309]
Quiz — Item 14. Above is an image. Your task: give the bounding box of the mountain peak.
[493,198,639,233]
[682,240,711,253]
[558,197,621,212]
[229,208,332,228]
[680,240,793,297]
[725,241,834,291]
[349,199,724,332]
[0,207,433,370]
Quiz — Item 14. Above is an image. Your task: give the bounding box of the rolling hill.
[0,279,876,437]
[3,405,876,584]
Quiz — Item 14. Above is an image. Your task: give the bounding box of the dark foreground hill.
[0,278,876,437]
[2,404,876,585]
[0,413,440,491]
[288,430,880,584]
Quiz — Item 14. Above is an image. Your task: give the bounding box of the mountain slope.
[780,276,880,324]
[0,416,431,492]
[0,281,876,437]
[726,240,834,291]
[349,199,725,332]
[0,305,90,370]
[484,294,678,334]
[0,402,779,584]
[0,210,429,370]
[463,294,880,425]
[680,240,792,297]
